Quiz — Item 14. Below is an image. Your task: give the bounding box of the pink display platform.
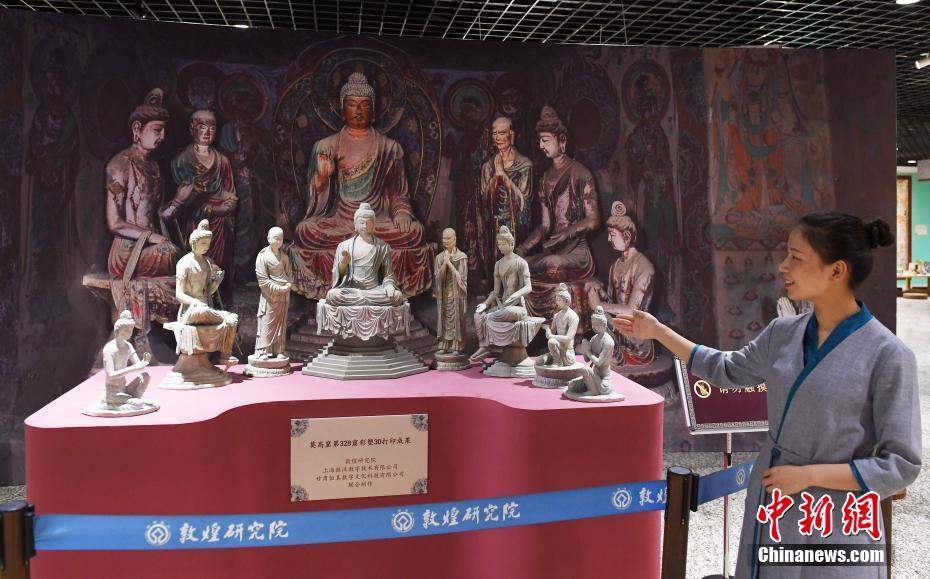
[26,364,664,579]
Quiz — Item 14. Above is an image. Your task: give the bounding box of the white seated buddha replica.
[161,220,239,389]
[304,203,428,379]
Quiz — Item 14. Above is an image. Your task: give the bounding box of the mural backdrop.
[0,11,895,484]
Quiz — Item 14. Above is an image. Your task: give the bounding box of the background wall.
[0,11,896,484]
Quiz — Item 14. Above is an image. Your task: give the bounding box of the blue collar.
[802,300,872,372]
[804,300,872,366]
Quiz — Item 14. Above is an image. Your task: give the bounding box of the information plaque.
[290,413,429,502]
[673,357,769,434]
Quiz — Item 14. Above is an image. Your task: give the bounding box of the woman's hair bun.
[864,219,894,249]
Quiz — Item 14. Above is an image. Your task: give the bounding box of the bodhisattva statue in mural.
[245,227,293,377]
[83,310,159,417]
[293,72,429,298]
[162,220,239,389]
[517,106,600,323]
[480,117,534,281]
[326,203,404,307]
[589,202,656,366]
[105,88,177,278]
[433,228,467,354]
[164,109,238,273]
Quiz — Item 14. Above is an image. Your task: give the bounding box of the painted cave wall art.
[0,11,895,483]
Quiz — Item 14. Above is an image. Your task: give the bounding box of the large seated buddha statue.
[290,72,433,300]
[516,107,601,327]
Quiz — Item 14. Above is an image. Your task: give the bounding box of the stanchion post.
[662,466,695,579]
[0,501,34,579]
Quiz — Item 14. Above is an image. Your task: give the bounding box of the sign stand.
[703,432,733,579]
[674,357,767,579]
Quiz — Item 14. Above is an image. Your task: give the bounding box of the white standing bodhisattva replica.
[471,226,544,378]
[433,228,469,371]
[161,220,240,389]
[83,311,160,417]
[533,283,585,388]
[303,203,428,380]
[245,227,293,378]
[564,306,625,403]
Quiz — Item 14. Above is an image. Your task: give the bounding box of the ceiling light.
[234,24,250,29]
[916,54,930,69]
[908,160,918,164]
[127,1,148,19]
[896,0,921,5]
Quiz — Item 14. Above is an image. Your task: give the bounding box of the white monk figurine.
[533,283,584,388]
[564,306,624,402]
[433,227,469,371]
[471,225,544,377]
[161,220,240,389]
[245,226,293,377]
[83,311,160,417]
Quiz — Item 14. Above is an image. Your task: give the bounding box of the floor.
[2,298,929,577]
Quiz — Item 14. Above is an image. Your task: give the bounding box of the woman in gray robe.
[614,211,921,578]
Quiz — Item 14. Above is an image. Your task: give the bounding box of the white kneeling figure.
[83,310,159,417]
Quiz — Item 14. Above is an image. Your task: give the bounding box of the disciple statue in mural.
[589,202,656,366]
[445,95,491,293]
[471,226,534,362]
[325,203,404,307]
[480,117,534,281]
[217,74,267,282]
[517,106,600,322]
[432,228,468,355]
[164,109,238,273]
[105,88,178,278]
[537,283,579,367]
[564,306,623,402]
[83,310,159,417]
[292,72,430,298]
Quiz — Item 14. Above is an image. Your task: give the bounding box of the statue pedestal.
[483,345,536,378]
[434,351,470,372]
[479,316,545,379]
[303,336,428,380]
[244,355,293,378]
[161,322,234,390]
[563,387,626,403]
[81,399,160,418]
[304,302,428,380]
[532,362,585,388]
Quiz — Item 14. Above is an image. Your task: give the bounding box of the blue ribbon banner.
[33,462,754,551]
[696,460,756,506]
[35,480,668,551]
